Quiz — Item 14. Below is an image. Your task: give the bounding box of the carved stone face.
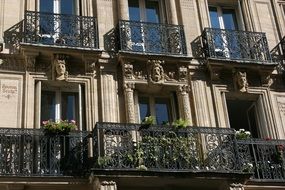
[124,64,133,79]
[55,59,66,76]
[234,71,248,92]
[153,64,162,81]
[237,72,247,88]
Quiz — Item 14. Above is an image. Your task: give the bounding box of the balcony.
[202,28,272,63]
[1,124,285,182]
[92,123,285,182]
[4,11,99,50]
[0,128,89,176]
[118,20,187,56]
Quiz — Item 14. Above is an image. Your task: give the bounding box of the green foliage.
[141,116,156,125]
[172,118,189,129]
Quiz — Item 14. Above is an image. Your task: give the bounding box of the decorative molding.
[124,82,135,91]
[177,85,190,94]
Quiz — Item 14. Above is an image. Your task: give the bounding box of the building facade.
[0,0,285,189]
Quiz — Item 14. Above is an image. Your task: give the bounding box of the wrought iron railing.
[93,123,285,181]
[237,139,285,181]
[4,11,98,49]
[0,128,89,176]
[202,28,272,63]
[271,36,285,62]
[119,20,187,55]
[93,122,241,173]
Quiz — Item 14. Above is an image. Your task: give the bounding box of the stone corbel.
[208,65,223,81]
[260,71,274,88]
[84,57,97,78]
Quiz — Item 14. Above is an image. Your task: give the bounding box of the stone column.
[124,82,136,123]
[118,0,129,20]
[168,0,178,25]
[177,85,192,125]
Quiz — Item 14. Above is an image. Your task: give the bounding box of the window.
[128,0,163,23]
[127,0,166,52]
[226,96,268,138]
[39,0,78,45]
[209,6,240,59]
[209,6,238,30]
[138,95,176,125]
[40,83,85,130]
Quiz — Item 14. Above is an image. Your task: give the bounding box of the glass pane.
[145,0,160,23]
[209,7,220,28]
[155,98,171,125]
[41,91,56,122]
[139,97,150,122]
[128,0,140,21]
[61,0,75,14]
[61,92,78,121]
[222,9,237,30]
[40,0,54,13]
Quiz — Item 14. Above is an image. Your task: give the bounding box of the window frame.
[128,0,167,23]
[136,92,177,124]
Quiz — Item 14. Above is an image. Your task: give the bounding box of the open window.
[226,95,268,138]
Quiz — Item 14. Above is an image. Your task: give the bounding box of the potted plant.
[140,116,156,130]
[42,119,77,135]
[172,118,189,129]
[235,129,251,140]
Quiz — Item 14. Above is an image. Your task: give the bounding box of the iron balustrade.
[0,128,89,176]
[4,11,98,49]
[237,139,285,181]
[202,28,272,63]
[119,20,187,55]
[271,36,285,62]
[93,122,241,173]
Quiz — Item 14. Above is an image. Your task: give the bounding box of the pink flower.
[70,120,76,124]
[42,121,48,125]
